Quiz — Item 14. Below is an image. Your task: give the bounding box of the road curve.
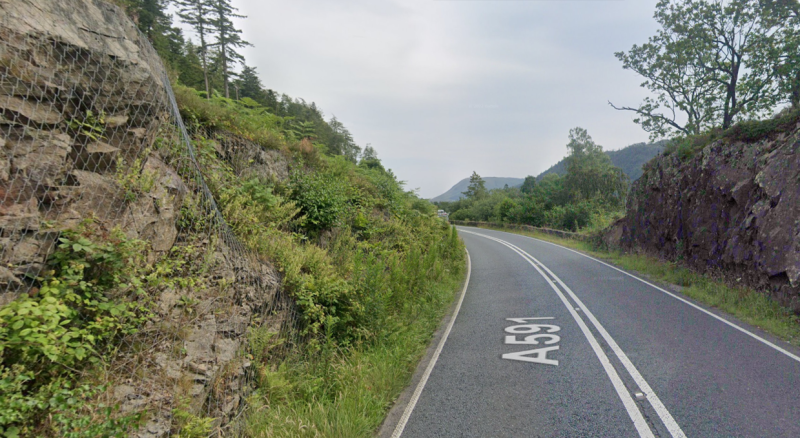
[393,226,800,438]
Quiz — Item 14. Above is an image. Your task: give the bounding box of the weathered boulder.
[622,116,800,312]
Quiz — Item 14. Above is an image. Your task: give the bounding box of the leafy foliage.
[612,0,797,139]
[440,128,628,232]
[288,168,351,233]
[461,171,488,200]
[663,106,800,160]
[0,223,152,437]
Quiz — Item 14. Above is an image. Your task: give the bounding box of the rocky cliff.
[0,0,292,436]
[617,112,800,313]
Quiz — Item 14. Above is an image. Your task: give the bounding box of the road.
[390,226,800,438]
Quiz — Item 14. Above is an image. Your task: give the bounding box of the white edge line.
[391,248,472,438]
[462,230,655,438]
[495,237,686,438]
[462,226,800,365]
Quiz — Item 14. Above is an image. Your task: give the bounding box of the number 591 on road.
[502,317,561,366]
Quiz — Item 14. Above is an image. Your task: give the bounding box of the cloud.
[183,0,664,198]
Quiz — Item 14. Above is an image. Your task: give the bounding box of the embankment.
[613,112,800,312]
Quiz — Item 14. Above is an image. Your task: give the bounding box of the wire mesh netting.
[1,1,298,435]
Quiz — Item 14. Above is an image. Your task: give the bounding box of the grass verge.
[472,224,800,347]
[244,249,466,437]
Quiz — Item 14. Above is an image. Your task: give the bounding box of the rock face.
[0,0,290,436]
[210,129,289,182]
[0,0,176,291]
[620,116,800,312]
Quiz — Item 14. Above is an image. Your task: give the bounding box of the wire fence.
[1,1,297,436]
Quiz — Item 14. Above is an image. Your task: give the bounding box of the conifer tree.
[208,0,252,98]
[126,0,170,38]
[236,65,266,104]
[178,40,206,89]
[176,0,215,98]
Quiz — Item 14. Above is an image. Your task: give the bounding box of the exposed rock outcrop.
[619,115,800,312]
[0,0,291,436]
[0,0,176,290]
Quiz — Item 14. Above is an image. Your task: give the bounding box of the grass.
[472,224,800,347]
[662,107,800,161]
[244,249,466,437]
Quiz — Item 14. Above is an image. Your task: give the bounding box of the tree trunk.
[723,60,741,129]
[198,27,210,99]
[201,50,210,99]
[222,45,229,99]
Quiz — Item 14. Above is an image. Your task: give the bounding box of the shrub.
[288,168,351,233]
[0,222,150,437]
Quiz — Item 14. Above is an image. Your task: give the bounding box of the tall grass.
[244,226,466,437]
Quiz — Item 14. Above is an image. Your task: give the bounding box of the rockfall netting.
[0,0,298,436]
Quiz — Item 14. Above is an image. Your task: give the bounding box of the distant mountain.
[431,141,666,202]
[430,177,525,202]
[536,140,667,182]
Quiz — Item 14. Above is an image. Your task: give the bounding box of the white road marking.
[507,317,555,322]
[461,230,656,438]
[528,247,687,438]
[473,226,800,365]
[502,346,560,365]
[502,321,562,365]
[391,249,472,438]
[465,230,689,438]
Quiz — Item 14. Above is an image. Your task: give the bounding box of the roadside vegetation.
[437,127,628,233]
[440,0,800,236]
[470,224,800,347]
[1,1,466,437]
[178,92,467,435]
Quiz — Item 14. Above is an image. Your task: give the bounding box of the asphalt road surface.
[391,227,800,438]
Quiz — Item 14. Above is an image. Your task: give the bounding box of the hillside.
[430,177,525,202]
[537,140,667,181]
[0,1,465,436]
[433,141,666,202]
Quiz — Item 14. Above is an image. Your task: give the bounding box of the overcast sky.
[194,0,664,198]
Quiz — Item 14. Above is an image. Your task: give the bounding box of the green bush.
[0,223,151,437]
[288,168,351,233]
[722,108,800,143]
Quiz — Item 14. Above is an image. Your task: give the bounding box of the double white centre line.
[461,229,686,438]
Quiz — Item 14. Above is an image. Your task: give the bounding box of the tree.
[176,0,215,98]
[562,128,629,208]
[125,0,189,72]
[760,0,800,107]
[326,116,362,162]
[496,198,517,222]
[361,144,378,161]
[236,65,266,103]
[125,0,170,38]
[359,144,385,171]
[611,0,785,139]
[178,40,206,90]
[208,0,252,99]
[520,176,536,194]
[462,171,488,200]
